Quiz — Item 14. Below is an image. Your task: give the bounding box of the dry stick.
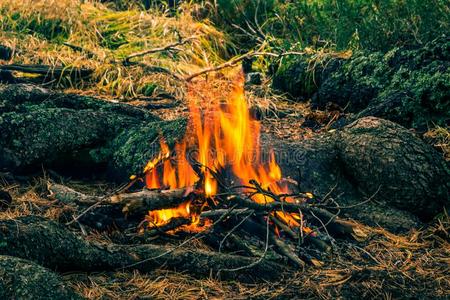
[320,185,382,210]
[233,195,356,236]
[112,186,194,216]
[218,214,271,274]
[200,208,250,218]
[65,182,131,226]
[184,50,305,81]
[270,215,297,240]
[218,210,254,252]
[145,217,191,237]
[269,230,306,269]
[124,36,197,65]
[245,215,306,268]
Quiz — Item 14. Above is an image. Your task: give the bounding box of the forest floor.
[1,99,449,299]
[0,1,449,299]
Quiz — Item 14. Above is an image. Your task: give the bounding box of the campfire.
[142,74,307,234]
[117,73,358,267]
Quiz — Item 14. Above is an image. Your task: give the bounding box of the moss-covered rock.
[105,118,187,180]
[272,36,450,130]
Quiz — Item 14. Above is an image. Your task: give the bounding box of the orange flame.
[144,73,307,233]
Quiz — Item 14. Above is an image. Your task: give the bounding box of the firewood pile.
[48,159,361,274]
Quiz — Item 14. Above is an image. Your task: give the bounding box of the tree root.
[0,216,285,282]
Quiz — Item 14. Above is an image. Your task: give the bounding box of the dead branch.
[0,64,93,77]
[232,195,357,236]
[184,50,305,81]
[47,182,100,205]
[123,36,197,65]
[112,186,195,216]
[144,217,191,237]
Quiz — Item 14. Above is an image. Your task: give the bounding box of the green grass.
[213,0,450,52]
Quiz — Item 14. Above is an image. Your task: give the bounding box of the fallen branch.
[144,217,191,237]
[123,36,197,65]
[112,186,195,216]
[184,50,305,81]
[47,182,100,205]
[0,64,93,77]
[48,183,193,217]
[232,195,357,236]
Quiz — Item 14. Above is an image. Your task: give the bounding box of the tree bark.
[0,255,82,300]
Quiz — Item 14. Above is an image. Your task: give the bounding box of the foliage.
[273,36,450,130]
[213,0,450,52]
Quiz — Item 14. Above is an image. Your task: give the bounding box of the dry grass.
[0,178,73,220]
[424,125,450,161]
[0,0,232,99]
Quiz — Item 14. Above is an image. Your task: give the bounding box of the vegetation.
[214,0,450,52]
[0,0,231,97]
[0,1,449,298]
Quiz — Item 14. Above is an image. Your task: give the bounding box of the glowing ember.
[143,72,308,233]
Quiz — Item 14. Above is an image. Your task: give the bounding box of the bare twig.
[124,36,197,65]
[218,214,271,273]
[219,210,254,252]
[184,50,305,81]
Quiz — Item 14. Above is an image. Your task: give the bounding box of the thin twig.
[184,50,305,81]
[219,210,254,252]
[218,214,270,273]
[124,36,197,65]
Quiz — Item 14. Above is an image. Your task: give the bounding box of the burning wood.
[47,74,363,270]
[86,74,360,267]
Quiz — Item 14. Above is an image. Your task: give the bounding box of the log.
[0,255,82,300]
[0,216,285,282]
[112,187,194,216]
[48,182,100,205]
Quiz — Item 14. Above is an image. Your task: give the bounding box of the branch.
[0,64,93,77]
[184,50,305,81]
[112,186,196,216]
[123,36,197,65]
